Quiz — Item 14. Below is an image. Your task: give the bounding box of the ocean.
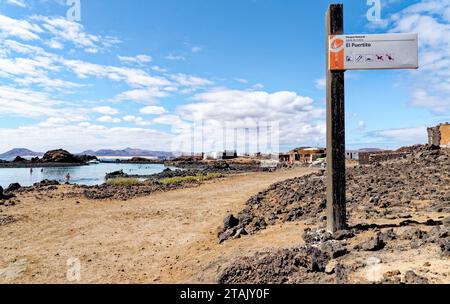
[0,163,170,188]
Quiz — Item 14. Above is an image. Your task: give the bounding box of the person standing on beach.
[30,168,33,174]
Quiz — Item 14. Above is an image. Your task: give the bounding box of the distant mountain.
[79,148,174,158]
[0,148,43,159]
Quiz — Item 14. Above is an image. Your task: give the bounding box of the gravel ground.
[218,145,450,284]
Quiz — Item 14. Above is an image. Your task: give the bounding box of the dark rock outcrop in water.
[42,149,96,163]
[0,149,97,167]
[105,170,128,180]
[13,156,27,163]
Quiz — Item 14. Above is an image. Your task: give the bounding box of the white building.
[346,150,359,160]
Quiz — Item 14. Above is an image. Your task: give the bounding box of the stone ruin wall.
[428,123,450,148]
[359,151,407,165]
[428,126,441,146]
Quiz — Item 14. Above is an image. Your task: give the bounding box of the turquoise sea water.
[0,163,169,188]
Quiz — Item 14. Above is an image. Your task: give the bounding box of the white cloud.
[123,115,151,126]
[0,14,43,41]
[118,54,152,65]
[177,89,325,146]
[93,106,119,115]
[358,121,367,130]
[114,88,168,103]
[171,73,213,88]
[234,78,248,84]
[165,54,186,61]
[62,59,172,87]
[152,66,167,73]
[45,39,64,50]
[0,85,89,121]
[6,0,27,8]
[97,116,121,123]
[0,85,61,118]
[140,106,167,115]
[153,115,183,126]
[315,77,326,90]
[365,126,428,147]
[252,83,264,90]
[32,15,121,53]
[0,53,83,89]
[410,89,449,113]
[381,0,450,113]
[2,39,46,55]
[191,46,202,53]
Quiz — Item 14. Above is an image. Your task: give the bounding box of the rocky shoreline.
[0,167,228,203]
[0,156,271,202]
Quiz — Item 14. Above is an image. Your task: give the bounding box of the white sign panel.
[329,33,418,70]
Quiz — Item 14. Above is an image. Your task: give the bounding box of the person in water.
[65,173,71,183]
[30,168,33,174]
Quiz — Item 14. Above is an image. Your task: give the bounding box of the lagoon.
[0,163,169,188]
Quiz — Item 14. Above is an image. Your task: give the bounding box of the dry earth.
[0,167,317,284]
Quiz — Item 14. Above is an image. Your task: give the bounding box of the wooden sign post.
[326,4,346,232]
[325,4,418,232]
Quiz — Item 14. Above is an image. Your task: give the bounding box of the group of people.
[29,168,71,183]
[29,168,44,174]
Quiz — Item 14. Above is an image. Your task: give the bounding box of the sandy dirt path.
[0,167,317,283]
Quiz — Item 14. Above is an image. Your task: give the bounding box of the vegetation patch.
[106,177,143,186]
[159,172,224,185]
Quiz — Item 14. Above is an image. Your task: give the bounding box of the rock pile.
[218,145,449,242]
[218,145,450,284]
[219,229,354,284]
[0,185,16,200]
[219,222,449,284]
[82,180,188,200]
[105,170,128,180]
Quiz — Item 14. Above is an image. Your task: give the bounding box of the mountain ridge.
[79,148,174,158]
[0,148,43,159]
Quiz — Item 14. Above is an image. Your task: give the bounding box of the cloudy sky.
[0,0,449,153]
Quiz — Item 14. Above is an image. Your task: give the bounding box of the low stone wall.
[359,151,407,165]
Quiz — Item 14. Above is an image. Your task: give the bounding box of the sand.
[0,167,317,284]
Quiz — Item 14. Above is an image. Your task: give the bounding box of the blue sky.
[0,0,449,153]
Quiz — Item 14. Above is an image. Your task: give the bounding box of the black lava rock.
[223,214,240,230]
[359,233,386,251]
[5,183,21,193]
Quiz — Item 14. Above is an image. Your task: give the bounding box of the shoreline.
[0,160,166,169]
